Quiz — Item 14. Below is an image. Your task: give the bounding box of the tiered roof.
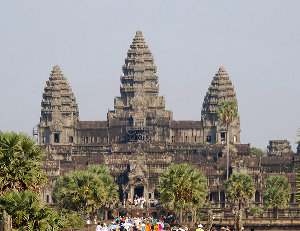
[120,31,158,98]
[111,31,171,121]
[201,65,237,120]
[41,65,79,118]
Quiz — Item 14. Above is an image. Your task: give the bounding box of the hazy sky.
[0,1,299,150]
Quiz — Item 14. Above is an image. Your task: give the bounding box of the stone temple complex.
[37,31,298,216]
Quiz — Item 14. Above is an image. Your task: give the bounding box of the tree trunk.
[2,211,11,231]
[206,209,213,231]
[274,207,278,219]
[192,209,196,224]
[234,209,243,231]
[238,210,243,231]
[179,208,183,224]
[104,209,108,221]
[194,209,197,224]
[226,125,230,180]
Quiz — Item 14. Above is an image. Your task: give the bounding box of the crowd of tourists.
[95,217,166,231]
[133,197,146,209]
[94,216,235,231]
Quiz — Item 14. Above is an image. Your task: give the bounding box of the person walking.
[157,221,163,231]
[146,222,151,231]
[141,222,146,231]
[96,222,102,231]
[195,224,204,231]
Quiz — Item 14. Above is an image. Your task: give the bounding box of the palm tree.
[217,100,238,179]
[159,163,207,223]
[263,175,291,218]
[53,171,103,218]
[296,169,300,203]
[225,173,255,231]
[87,165,119,220]
[53,165,119,220]
[0,132,47,230]
[0,190,64,231]
[59,209,85,229]
[0,132,46,193]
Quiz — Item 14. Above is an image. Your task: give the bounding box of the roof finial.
[219,64,226,72]
[50,65,64,80]
[135,30,143,36]
[52,65,61,72]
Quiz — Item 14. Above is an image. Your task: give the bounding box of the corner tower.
[38,65,79,145]
[201,65,240,144]
[108,31,172,142]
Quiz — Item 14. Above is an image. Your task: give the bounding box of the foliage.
[52,164,119,219]
[52,170,105,217]
[249,206,264,216]
[225,173,255,209]
[296,169,300,203]
[0,190,64,231]
[263,175,291,210]
[0,132,46,194]
[217,100,238,180]
[60,209,85,229]
[87,165,119,209]
[225,173,255,231]
[217,100,238,129]
[158,163,208,223]
[250,147,264,157]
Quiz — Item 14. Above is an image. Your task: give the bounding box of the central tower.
[108,31,172,143]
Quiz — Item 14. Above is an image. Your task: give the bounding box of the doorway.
[134,185,144,198]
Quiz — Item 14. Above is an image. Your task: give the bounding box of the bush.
[249,207,264,216]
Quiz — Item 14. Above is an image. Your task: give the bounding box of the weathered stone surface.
[201,65,240,144]
[267,140,292,156]
[39,65,79,146]
[37,32,297,215]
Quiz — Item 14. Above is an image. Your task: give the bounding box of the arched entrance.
[134,185,144,198]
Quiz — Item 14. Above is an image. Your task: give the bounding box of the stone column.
[144,184,148,207]
[129,185,134,203]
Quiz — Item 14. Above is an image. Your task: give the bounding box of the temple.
[38,31,298,214]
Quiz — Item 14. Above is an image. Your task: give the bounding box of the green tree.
[87,165,119,219]
[225,173,255,231]
[0,190,64,231]
[0,132,47,230]
[217,100,238,180]
[296,169,300,204]
[59,209,85,230]
[263,175,291,218]
[0,132,46,193]
[158,163,208,223]
[52,165,119,220]
[250,147,264,157]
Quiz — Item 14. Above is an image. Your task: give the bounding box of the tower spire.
[201,65,240,144]
[201,65,238,119]
[49,65,65,80]
[131,31,146,47]
[116,31,161,109]
[108,31,172,129]
[39,65,79,145]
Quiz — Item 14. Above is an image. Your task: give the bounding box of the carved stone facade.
[38,31,297,210]
[201,65,240,144]
[39,65,79,147]
[267,140,292,156]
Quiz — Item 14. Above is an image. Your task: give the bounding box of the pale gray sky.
[0,0,299,150]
